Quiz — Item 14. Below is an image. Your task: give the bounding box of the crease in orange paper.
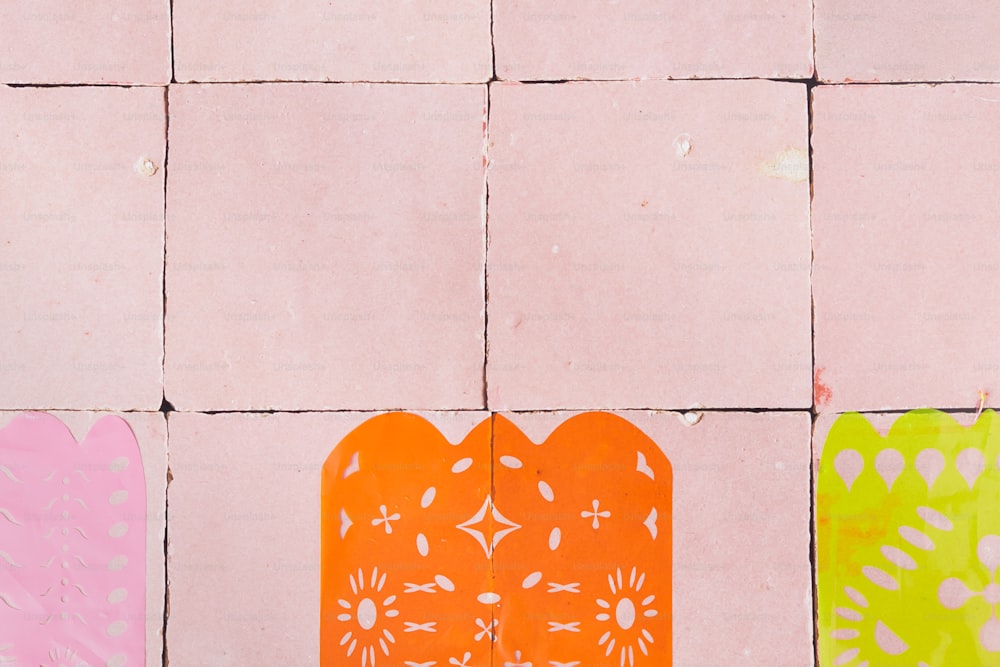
[320,412,673,666]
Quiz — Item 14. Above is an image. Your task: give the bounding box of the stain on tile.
[760,147,809,182]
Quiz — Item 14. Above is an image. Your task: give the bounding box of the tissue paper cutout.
[0,413,146,666]
[492,413,672,667]
[321,412,672,666]
[322,413,492,667]
[818,409,1000,664]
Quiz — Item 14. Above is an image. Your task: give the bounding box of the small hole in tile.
[678,404,704,427]
[673,133,692,158]
[134,157,158,177]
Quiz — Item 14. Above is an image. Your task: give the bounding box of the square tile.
[167,411,489,666]
[815,1,1000,82]
[812,84,1000,412]
[0,411,167,666]
[507,410,814,666]
[0,86,166,410]
[172,1,492,83]
[0,1,171,84]
[493,1,813,80]
[486,80,812,410]
[165,83,487,411]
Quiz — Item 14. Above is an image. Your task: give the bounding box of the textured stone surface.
[494,0,813,80]
[173,1,492,82]
[487,80,812,410]
[815,0,1000,82]
[813,84,1000,412]
[0,86,166,410]
[165,83,487,411]
[0,1,171,84]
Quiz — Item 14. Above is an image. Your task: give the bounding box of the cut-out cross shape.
[321,412,673,666]
[371,504,400,534]
[581,499,611,529]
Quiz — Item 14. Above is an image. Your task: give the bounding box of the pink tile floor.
[2,1,999,664]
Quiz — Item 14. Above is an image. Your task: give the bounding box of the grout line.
[169,79,492,86]
[8,405,997,415]
[6,78,998,90]
[165,76,1000,85]
[806,76,819,419]
[507,75,818,84]
[160,86,171,416]
[161,415,171,667]
[163,4,174,663]
[807,81,820,667]
[809,414,819,667]
[482,84,492,411]
[489,0,497,82]
[0,408,173,414]
[808,78,1000,86]
[810,0,819,80]
[168,0,177,84]
[5,405,995,417]
[160,73,172,667]
[4,82,168,89]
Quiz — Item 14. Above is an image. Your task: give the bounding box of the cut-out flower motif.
[475,617,497,642]
[595,567,657,667]
[46,646,89,667]
[580,499,610,529]
[336,567,400,666]
[371,505,400,534]
[939,535,1000,652]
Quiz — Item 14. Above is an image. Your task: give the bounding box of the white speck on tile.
[134,157,158,177]
[673,133,692,158]
[680,411,702,426]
